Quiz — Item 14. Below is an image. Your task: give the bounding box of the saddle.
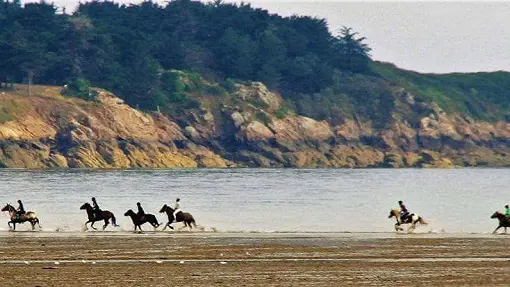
[400,213,413,223]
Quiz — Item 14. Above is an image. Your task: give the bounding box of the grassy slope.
[371,62,510,121]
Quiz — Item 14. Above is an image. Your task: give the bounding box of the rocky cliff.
[1,83,509,168]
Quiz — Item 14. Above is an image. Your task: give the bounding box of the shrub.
[255,111,272,125]
[63,78,97,101]
[274,106,289,119]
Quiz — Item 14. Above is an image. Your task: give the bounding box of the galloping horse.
[80,203,119,230]
[159,204,197,231]
[1,204,41,231]
[490,211,510,234]
[388,209,427,232]
[124,209,160,232]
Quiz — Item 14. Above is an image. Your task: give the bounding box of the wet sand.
[0,233,509,286]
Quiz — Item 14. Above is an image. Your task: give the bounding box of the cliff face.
[1,83,510,168]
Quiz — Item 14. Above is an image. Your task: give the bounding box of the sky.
[28,0,510,74]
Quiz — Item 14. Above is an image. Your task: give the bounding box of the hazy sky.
[33,0,510,74]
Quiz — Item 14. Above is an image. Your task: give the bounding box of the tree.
[332,26,371,72]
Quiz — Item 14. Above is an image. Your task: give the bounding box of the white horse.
[388,209,427,232]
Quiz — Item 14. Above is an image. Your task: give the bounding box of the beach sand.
[0,232,509,286]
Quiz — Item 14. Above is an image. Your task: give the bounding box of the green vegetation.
[255,111,272,125]
[1,0,509,125]
[62,78,97,101]
[0,99,27,123]
[0,0,369,115]
[275,106,290,119]
[372,62,510,121]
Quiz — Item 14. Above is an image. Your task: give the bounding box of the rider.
[16,200,25,219]
[505,204,510,217]
[91,197,101,220]
[173,198,182,222]
[137,202,145,221]
[398,200,410,222]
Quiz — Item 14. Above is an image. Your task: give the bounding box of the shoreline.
[0,230,507,238]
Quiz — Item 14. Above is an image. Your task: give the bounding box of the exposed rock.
[231,112,245,128]
[240,121,275,142]
[235,82,281,111]
[0,83,510,168]
[184,126,201,141]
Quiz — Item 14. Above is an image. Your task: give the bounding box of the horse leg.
[84,221,90,231]
[36,218,41,229]
[103,219,109,230]
[493,225,502,234]
[90,221,97,230]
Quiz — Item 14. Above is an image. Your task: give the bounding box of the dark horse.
[124,209,160,232]
[491,211,510,234]
[80,203,119,230]
[159,204,196,231]
[1,204,41,231]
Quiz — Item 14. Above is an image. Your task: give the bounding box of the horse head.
[388,209,399,218]
[159,204,173,214]
[1,204,13,213]
[124,209,135,217]
[491,211,503,219]
[80,203,91,210]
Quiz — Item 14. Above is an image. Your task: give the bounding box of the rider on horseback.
[16,200,25,220]
[137,202,145,221]
[399,200,410,223]
[173,198,181,223]
[92,197,101,220]
[505,205,510,217]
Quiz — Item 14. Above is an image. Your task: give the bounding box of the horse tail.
[111,214,119,227]
[150,214,160,228]
[418,216,428,225]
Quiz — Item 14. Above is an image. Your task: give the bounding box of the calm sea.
[0,168,506,233]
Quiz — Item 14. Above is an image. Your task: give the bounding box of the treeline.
[0,0,371,113]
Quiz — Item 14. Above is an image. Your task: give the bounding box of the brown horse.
[124,209,160,232]
[1,204,41,231]
[80,203,119,230]
[388,208,427,232]
[159,204,197,231]
[490,211,510,234]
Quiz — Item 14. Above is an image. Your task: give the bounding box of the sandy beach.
[0,232,509,286]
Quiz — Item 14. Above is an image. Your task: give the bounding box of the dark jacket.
[137,205,145,216]
[18,202,25,214]
[92,200,100,212]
